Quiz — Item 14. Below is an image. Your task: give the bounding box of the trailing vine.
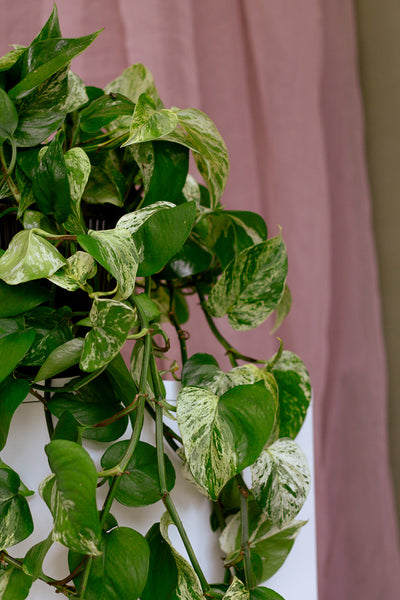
[0,6,312,600]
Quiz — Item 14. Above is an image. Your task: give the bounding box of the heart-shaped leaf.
[101,440,175,506]
[69,526,150,600]
[206,235,287,331]
[41,440,101,555]
[123,93,178,145]
[177,381,276,500]
[0,229,66,285]
[106,63,163,109]
[251,439,311,527]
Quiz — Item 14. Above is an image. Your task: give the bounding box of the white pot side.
[3,381,318,600]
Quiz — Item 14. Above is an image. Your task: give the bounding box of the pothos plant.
[0,6,312,600]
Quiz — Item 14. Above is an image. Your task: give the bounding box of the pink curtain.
[1,0,399,597]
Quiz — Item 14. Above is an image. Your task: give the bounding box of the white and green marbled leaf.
[77,228,138,300]
[206,234,287,331]
[64,147,91,234]
[122,93,178,145]
[223,578,249,600]
[48,251,96,292]
[0,229,66,285]
[106,63,163,109]
[80,298,136,372]
[159,512,205,600]
[251,439,311,528]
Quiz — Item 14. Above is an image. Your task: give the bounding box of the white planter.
[3,381,317,600]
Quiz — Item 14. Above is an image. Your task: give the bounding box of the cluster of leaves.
[0,6,312,600]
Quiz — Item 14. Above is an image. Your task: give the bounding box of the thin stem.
[168,282,188,366]
[236,474,255,589]
[196,284,265,367]
[152,360,210,594]
[145,402,181,451]
[0,143,20,203]
[44,382,54,439]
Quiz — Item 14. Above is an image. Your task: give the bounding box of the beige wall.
[355,0,400,526]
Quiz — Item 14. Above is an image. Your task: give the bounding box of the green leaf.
[106,63,163,109]
[80,298,136,372]
[64,147,91,234]
[69,526,150,600]
[268,351,311,439]
[101,440,175,506]
[123,93,178,145]
[14,166,35,216]
[34,338,85,382]
[141,523,179,600]
[140,141,189,208]
[163,236,213,279]
[159,512,205,600]
[181,353,222,389]
[206,235,288,331]
[0,280,49,317]
[48,251,96,292]
[0,566,32,600]
[82,153,125,207]
[177,381,276,500]
[42,440,101,555]
[163,108,229,207]
[31,135,71,224]
[223,578,249,600]
[0,329,35,383]
[270,284,291,334]
[0,463,33,549]
[23,535,53,581]
[23,210,59,234]
[80,92,134,133]
[51,411,83,443]
[8,31,101,101]
[33,5,61,42]
[116,201,197,276]
[48,371,129,442]
[132,293,161,323]
[251,439,311,527]
[0,89,18,143]
[0,47,25,72]
[21,306,73,366]
[203,211,267,270]
[250,588,285,600]
[77,228,138,300]
[0,377,30,450]
[0,229,66,285]
[220,505,306,583]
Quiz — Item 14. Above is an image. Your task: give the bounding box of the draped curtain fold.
[1,0,399,597]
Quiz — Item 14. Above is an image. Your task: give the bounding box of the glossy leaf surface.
[64,147,91,234]
[101,440,175,506]
[106,63,163,108]
[23,535,53,581]
[0,566,32,600]
[34,337,84,382]
[0,329,35,383]
[0,229,66,285]
[42,440,101,555]
[48,251,96,292]
[177,381,276,499]
[141,523,179,600]
[0,89,18,143]
[206,235,288,331]
[123,93,178,145]
[0,280,49,317]
[69,526,150,600]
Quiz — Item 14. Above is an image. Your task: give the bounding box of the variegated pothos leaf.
[80,298,136,372]
[223,578,249,600]
[77,228,138,300]
[48,251,96,291]
[159,512,205,600]
[206,235,287,331]
[177,381,276,500]
[64,147,91,234]
[122,93,178,145]
[0,229,66,285]
[251,439,311,527]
